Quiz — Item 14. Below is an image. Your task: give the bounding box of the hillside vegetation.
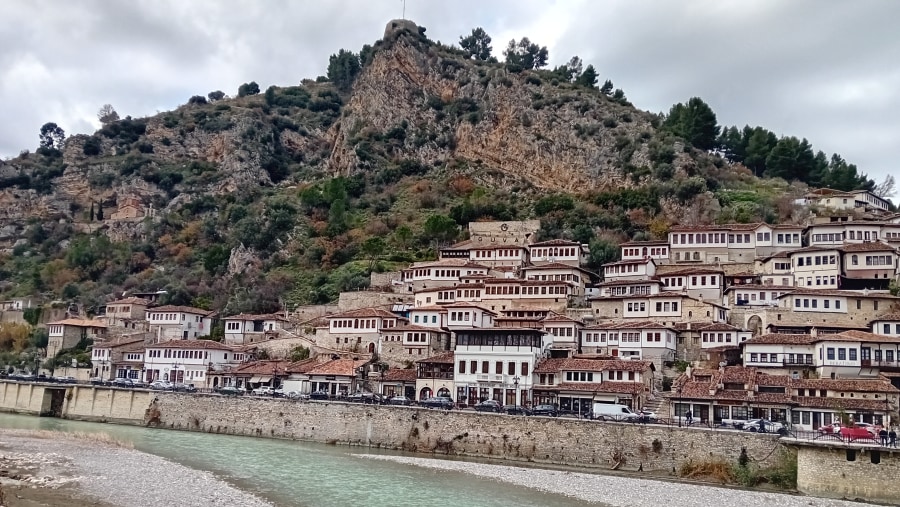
[0,20,888,316]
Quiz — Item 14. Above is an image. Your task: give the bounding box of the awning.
[256,376,272,383]
[249,376,263,383]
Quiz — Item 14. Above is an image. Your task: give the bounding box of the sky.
[1,0,897,187]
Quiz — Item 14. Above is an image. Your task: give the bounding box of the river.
[0,413,596,507]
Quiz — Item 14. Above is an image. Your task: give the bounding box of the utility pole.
[401,0,406,19]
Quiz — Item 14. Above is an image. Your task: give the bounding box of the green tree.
[459,27,493,61]
[422,214,459,245]
[599,79,613,96]
[289,345,310,361]
[587,239,620,272]
[327,49,361,91]
[742,127,778,176]
[360,236,386,270]
[503,38,548,71]
[764,136,815,182]
[394,225,413,250]
[207,90,226,102]
[237,81,260,97]
[39,122,65,150]
[663,97,720,151]
[575,64,598,88]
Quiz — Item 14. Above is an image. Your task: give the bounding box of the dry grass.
[678,459,735,483]
[0,429,134,449]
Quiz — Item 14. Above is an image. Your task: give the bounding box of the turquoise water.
[0,413,596,507]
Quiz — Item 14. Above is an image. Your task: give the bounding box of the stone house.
[145,305,216,341]
[413,351,454,401]
[47,318,107,358]
[222,313,290,345]
[315,307,404,355]
[102,297,150,329]
[303,358,369,397]
[89,337,144,380]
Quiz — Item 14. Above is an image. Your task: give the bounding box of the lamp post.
[171,362,180,384]
[677,386,683,427]
[513,376,520,406]
[271,363,278,398]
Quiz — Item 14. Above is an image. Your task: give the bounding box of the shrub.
[525,75,541,85]
[82,137,101,156]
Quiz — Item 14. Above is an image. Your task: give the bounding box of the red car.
[819,423,877,441]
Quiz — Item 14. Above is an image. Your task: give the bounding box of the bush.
[525,75,541,85]
[82,137,101,156]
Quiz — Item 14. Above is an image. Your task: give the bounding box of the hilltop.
[0,20,886,315]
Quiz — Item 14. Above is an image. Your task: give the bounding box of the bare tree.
[97,104,119,124]
[874,175,896,199]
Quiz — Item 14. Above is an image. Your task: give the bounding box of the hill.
[0,19,884,316]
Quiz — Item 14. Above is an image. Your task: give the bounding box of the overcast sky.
[2,0,897,186]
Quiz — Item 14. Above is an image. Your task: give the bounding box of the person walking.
[879,427,888,446]
[889,428,897,448]
[685,410,693,426]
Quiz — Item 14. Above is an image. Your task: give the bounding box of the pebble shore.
[361,454,871,507]
[0,430,273,507]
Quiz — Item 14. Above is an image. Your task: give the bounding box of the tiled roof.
[541,313,583,324]
[793,396,893,411]
[534,357,653,374]
[694,322,743,332]
[871,313,900,323]
[620,240,669,246]
[383,368,418,382]
[795,378,899,393]
[597,279,662,287]
[529,239,582,247]
[669,222,765,232]
[414,283,485,292]
[536,381,645,394]
[602,258,654,267]
[284,358,319,374]
[93,337,145,350]
[407,259,490,269]
[658,267,725,276]
[146,305,216,316]
[778,289,900,299]
[224,313,288,321]
[436,301,497,313]
[724,284,794,292]
[390,324,447,333]
[306,359,368,376]
[743,333,817,345]
[151,339,233,350]
[415,351,454,364]
[583,320,674,331]
[105,297,150,306]
[231,360,293,375]
[830,330,900,344]
[840,242,898,252]
[327,307,401,319]
[521,262,593,273]
[48,318,107,328]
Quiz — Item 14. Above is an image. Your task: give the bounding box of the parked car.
[252,386,275,396]
[53,376,78,384]
[531,404,559,417]
[474,400,503,413]
[173,383,197,393]
[505,405,531,416]
[743,419,785,434]
[388,395,413,406]
[286,391,308,400]
[309,390,330,400]
[150,380,173,390]
[216,386,243,396]
[420,397,455,410]
[89,377,108,386]
[591,403,640,422]
[112,377,135,388]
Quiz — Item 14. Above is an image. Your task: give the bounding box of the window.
[838,348,846,361]
[849,349,858,361]
[521,362,529,376]
[495,361,503,374]
[482,361,489,374]
[508,362,515,375]
[750,353,758,362]
[827,348,835,360]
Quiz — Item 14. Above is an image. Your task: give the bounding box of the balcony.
[475,374,505,382]
[862,359,899,369]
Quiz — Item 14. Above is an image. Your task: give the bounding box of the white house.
[657,267,724,301]
[872,313,900,337]
[788,246,841,289]
[144,340,245,385]
[453,328,545,407]
[443,302,496,329]
[620,240,670,263]
[528,239,588,267]
[541,313,584,353]
[318,307,404,354]
[580,320,676,367]
[47,319,107,358]
[223,313,289,345]
[602,258,656,282]
[145,305,215,341]
[520,262,591,296]
[726,284,792,308]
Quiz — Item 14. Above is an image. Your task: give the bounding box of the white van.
[592,403,639,421]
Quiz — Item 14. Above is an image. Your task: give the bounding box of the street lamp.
[677,386,683,427]
[171,362,180,384]
[513,376,520,406]
[271,363,278,398]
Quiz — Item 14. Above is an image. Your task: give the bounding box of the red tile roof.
[147,305,215,316]
[284,358,319,374]
[151,339,233,350]
[224,313,289,322]
[306,359,368,376]
[105,297,150,306]
[529,239,582,247]
[839,242,898,253]
[231,360,292,375]
[743,333,817,345]
[830,330,900,344]
[327,307,401,319]
[871,313,900,322]
[48,318,107,328]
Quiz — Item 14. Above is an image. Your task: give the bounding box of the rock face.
[327,32,659,192]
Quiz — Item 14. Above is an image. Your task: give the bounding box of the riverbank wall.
[0,381,781,474]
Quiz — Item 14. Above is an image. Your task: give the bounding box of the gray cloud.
[1,0,896,186]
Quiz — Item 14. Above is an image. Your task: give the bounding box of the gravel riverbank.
[360,454,871,507]
[0,429,272,507]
